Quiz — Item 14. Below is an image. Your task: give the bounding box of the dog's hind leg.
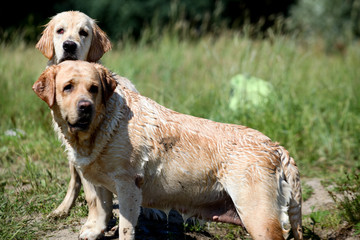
[224,178,286,240]
[49,162,81,218]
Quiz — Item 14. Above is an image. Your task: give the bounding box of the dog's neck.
[52,88,129,167]
[46,58,100,68]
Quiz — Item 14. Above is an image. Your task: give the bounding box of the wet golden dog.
[36,11,140,239]
[33,61,303,240]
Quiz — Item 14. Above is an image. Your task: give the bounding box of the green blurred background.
[1,0,360,49]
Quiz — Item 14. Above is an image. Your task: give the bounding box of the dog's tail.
[277,146,303,240]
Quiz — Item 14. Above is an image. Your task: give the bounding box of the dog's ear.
[33,66,57,108]
[87,23,112,62]
[94,64,117,104]
[36,20,55,60]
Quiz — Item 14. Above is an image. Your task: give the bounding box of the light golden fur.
[33,61,303,240]
[36,11,111,65]
[36,11,139,239]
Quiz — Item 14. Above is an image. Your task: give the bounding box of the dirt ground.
[45,178,358,240]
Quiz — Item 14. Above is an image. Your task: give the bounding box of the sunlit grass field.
[1,32,359,239]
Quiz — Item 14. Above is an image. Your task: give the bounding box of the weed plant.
[329,171,360,228]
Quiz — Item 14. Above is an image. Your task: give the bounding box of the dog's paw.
[47,209,69,219]
[79,224,105,240]
[78,229,104,240]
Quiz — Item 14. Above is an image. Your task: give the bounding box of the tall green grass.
[0,32,359,238]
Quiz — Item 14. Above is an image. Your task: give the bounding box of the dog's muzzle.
[67,100,93,132]
[60,40,78,62]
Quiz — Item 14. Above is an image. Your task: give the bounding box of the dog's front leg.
[116,180,142,240]
[79,176,113,240]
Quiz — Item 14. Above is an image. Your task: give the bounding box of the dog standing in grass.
[36,11,139,239]
[33,60,303,240]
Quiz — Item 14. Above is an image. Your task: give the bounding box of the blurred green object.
[229,74,274,111]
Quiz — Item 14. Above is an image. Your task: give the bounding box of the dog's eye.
[79,30,88,37]
[89,85,98,94]
[63,84,73,93]
[57,28,64,34]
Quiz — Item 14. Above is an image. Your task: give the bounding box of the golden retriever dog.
[36,11,140,239]
[36,10,111,66]
[33,61,303,240]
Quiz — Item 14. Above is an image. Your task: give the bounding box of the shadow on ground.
[104,209,213,240]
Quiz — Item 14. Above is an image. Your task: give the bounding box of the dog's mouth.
[59,55,78,63]
[67,118,91,132]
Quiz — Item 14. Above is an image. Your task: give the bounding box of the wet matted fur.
[33,61,303,240]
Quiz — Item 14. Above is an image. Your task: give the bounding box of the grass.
[0,30,359,239]
[301,183,314,202]
[329,171,360,228]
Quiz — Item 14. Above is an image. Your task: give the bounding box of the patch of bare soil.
[45,178,358,240]
[302,178,358,240]
[302,178,336,215]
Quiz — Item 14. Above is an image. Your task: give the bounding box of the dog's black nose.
[63,40,77,53]
[77,100,92,114]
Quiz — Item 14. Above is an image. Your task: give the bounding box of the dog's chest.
[79,157,124,194]
[75,146,134,193]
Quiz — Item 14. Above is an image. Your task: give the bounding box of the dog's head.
[33,61,117,135]
[36,11,111,64]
